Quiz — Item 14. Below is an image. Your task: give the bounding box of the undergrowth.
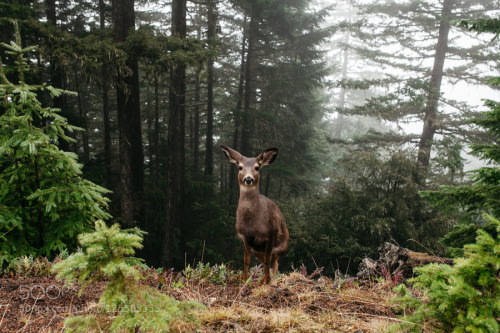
[51,220,203,332]
[391,214,500,333]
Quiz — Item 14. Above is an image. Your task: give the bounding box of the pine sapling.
[391,214,500,332]
[53,220,203,332]
[0,21,110,262]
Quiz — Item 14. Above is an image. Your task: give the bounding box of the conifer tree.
[391,18,500,332]
[340,0,499,178]
[0,23,110,263]
[53,220,202,332]
[392,214,500,332]
[422,17,500,252]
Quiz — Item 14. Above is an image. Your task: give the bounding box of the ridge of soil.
[0,273,400,332]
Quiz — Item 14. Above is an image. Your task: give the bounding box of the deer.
[220,145,289,284]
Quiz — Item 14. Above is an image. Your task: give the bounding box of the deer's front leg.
[263,241,272,284]
[243,241,251,282]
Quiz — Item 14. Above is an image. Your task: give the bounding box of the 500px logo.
[19,285,77,300]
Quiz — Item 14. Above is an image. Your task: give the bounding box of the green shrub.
[392,214,500,332]
[53,220,203,332]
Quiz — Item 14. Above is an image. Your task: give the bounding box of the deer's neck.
[238,186,261,205]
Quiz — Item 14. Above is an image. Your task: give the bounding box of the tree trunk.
[46,0,69,152]
[417,0,453,172]
[356,242,453,280]
[193,67,201,175]
[334,33,350,139]
[230,16,247,203]
[112,0,144,228]
[73,66,90,163]
[264,172,271,197]
[162,0,187,268]
[153,72,160,175]
[99,0,112,188]
[204,0,217,177]
[240,9,258,156]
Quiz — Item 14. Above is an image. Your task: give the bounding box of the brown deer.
[220,145,289,284]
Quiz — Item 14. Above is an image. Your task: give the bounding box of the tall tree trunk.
[204,0,217,176]
[73,65,90,163]
[264,173,271,197]
[46,0,69,151]
[240,9,258,156]
[153,72,160,175]
[193,67,201,175]
[162,0,187,268]
[417,0,452,172]
[334,33,350,139]
[230,16,247,203]
[33,158,44,251]
[277,177,283,199]
[112,0,144,228]
[99,0,112,188]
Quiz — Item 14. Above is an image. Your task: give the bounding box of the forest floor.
[0,270,408,332]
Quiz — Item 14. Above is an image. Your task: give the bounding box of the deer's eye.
[254,166,260,171]
[238,166,243,171]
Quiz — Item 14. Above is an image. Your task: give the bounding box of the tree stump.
[356,242,453,280]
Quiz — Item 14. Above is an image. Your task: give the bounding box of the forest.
[0,0,499,331]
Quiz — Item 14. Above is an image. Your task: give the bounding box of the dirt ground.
[0,277,104,332]
[0,273,401,332]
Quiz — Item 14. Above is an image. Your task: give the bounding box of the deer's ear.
[258,147,278,165]
[220,145,242,164]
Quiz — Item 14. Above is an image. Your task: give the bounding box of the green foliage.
[0,23,111,263]
[141,262,242,291]
[52,220,203,332]
[182,262,241,286]
[439,220,497,258]
[391,214,500,333]
[282,150,449,275]
[454,18,500,39]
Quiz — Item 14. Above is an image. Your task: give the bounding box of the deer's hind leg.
[271,254,279,278]
[254,251,274,284]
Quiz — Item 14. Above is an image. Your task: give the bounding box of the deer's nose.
[244,176,254,185]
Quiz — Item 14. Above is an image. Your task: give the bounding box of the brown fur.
[220,145,289,284]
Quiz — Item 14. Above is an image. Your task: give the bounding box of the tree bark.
[46,0,69,152]
[112,0,144,228]
[334,33,350,139]
[230,16,247,203]
[240,9,258,156]
[264,172,271,197]
[417,0,453,172]
[162,0,187,268]
[193,67,201,175]
[99,0,112,188]
[153,72,160,175]
[73,65,90,163]
[204,0,217,177]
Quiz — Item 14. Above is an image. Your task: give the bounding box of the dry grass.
[1,271,408,332]
[165,272,404,332]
